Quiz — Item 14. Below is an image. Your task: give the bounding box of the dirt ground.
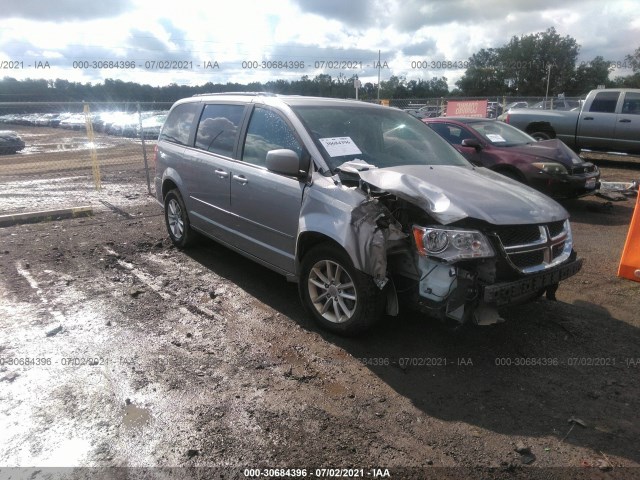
[0,126,639,480]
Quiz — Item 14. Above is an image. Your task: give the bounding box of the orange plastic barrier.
[618,193,640,282]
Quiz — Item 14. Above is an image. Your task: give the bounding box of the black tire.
[530,131,551,141]
[164,189,195,248]
[298,244,383,335]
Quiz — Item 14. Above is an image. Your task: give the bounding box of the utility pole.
[377,50,381,102]
[544,64,552,108]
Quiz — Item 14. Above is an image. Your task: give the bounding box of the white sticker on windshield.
[486,134,506,143]
[318,137,362,157]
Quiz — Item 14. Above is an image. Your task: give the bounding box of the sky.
[1,0,639,90]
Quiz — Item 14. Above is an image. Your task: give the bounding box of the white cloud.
[0,0,637,88]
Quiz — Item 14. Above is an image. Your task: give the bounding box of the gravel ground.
[0,127,639,480]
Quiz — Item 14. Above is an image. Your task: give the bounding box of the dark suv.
[154,93,582,335]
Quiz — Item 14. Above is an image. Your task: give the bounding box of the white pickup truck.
[501,88,640,154]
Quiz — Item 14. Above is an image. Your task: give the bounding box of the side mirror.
[461,138,482,150]
[266,149,310,178]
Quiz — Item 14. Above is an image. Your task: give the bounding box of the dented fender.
[297,173,406,286]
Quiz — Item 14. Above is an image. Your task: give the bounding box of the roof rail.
[191,92,277,97]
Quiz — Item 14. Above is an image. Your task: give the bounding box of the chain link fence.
[389,96,583,118]
[0,101,173,216]
[0,95,580,178]
[0,101,172,181]
[0,96,582,216]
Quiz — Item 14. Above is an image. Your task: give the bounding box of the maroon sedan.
[423,117,600,198]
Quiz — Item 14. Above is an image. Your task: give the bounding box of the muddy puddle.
[122,403,152,431]
[0,175,155,216]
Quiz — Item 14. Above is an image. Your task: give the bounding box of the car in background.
[34,113,63,127]
[504,101,529,111]
[404,105,442,119]
[137,111,168,139]
[59,114,86,130]
[107,113,139,137]
[486,102,503,118]
[0,130,26,154]
[423,117,600,199]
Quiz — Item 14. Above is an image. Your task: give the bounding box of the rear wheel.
[164,189,195,248]
[529,131,551,141]
[299,244,383,335]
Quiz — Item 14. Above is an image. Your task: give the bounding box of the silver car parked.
[155,93,582,335]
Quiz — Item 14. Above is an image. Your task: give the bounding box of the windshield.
[291,105,470,171]
[466,120,535,147]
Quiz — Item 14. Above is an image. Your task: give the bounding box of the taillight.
[505,113,510,124]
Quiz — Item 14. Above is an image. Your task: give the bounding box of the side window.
[195,104,244,156]
[428,123,473,145]
[159,103,199,146]
[242,107,302,167]
[427,123,452,141]
[446,125,475,145]
[588,91,620,113]
[621,92,640,115]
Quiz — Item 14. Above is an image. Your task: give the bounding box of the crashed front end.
[329,164,583,328]
[408,219,582,326]
[290,101,583,329]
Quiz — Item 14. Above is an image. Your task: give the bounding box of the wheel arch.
[160,168,185,201]
[491,164,527,183]
[525,121,556,140]
[296,232,350,276]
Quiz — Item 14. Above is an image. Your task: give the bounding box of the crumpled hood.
[358,165,569,225]
[506,139,586,167]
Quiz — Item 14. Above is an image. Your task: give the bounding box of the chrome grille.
[548,221,565,238]
[494,225,541,246]
[494,220,572,273]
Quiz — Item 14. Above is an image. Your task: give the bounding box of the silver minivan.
[154,93,582,335]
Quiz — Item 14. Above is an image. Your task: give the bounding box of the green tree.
[455,48,505,95]
[612,46,640,88]
[626,46,640,71]
[456,28,580,96]
[571,56,614,94]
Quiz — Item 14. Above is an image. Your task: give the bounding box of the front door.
[577,90,620,150]
[228,106,306,274]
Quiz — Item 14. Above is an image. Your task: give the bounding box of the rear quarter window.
[621,92,640,115]
[159,103,200,146]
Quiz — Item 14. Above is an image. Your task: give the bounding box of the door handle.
[232,174,248,185]
[214,169,229,178]
[619,119,631,123]
[583,117,594,120]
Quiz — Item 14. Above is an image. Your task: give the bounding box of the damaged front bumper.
[412,253,583,327]
[483,256,583,306]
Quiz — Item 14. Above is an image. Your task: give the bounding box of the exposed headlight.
[412,226,495,262]
[532,162,568,175]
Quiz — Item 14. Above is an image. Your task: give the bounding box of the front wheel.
[164,189,195,248]
[299,245,383,335]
